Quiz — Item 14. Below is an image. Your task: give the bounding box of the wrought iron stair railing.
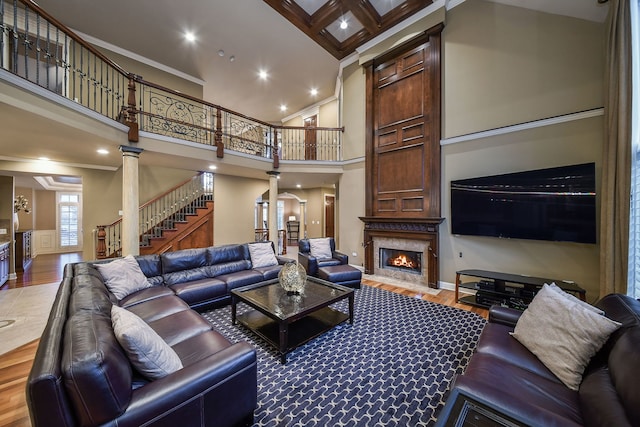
[95,172,213,259]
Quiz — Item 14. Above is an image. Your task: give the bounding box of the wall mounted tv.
[450,162,596,244]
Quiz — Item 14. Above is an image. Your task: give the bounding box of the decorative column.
[267,171,280,251]
[299,201,307,239]
[120,145,143,256]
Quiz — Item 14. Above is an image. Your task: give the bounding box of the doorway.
[304,115,317,160]
[324,194,335,238]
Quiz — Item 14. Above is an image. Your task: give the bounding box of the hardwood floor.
[0,253,487,427]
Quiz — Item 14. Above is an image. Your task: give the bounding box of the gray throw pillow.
[309,238,332,259]
[95,255,152,300]
[248,242,278,268]
[511,284,620,390]
[111,305,183,380]
[547,282,604,315]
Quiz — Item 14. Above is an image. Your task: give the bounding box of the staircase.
[96,172,214,258]
[138,195,213,255]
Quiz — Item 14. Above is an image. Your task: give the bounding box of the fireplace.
[360,217,442,288]
[380,248,422,275]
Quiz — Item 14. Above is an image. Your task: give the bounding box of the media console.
[455,269,586,310]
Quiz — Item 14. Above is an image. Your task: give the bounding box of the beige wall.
[214,174,269,245]
[442,1,604,137]
[341,62,366,160]
[318,101,339,128]
[337,162,365,263]
[35,190,56,230]
[339,0,605,300]
[282,99,339,128]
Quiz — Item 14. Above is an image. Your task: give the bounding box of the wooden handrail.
[136,78,345,133]
[139,172,205,211]
[137,78,276,129]
[18,0,130,78]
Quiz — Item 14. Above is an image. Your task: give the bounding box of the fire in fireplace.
[380,248,422,275]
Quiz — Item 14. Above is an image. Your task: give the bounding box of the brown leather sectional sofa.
[436,293,640,426]
[27,243,290,427]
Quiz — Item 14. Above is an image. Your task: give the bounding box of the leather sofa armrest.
[298,252,318,276]
[488,305,523,327]
[117,342,257,426]
[332,251,349,265]
[276,256,295,265]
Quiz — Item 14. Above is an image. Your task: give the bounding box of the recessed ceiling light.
[340,20,348,30]
[218,49,225,57]
[280,104,287,112]
[97,149,109,155]
[259,70,268,80]
[184,31,196,43]
[209,165,217,170]
[296,184,302,188]
[310,88,318,96]
[229,55,235,62]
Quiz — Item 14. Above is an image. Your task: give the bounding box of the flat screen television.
[450,162,596,244]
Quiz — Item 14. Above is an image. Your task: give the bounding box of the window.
[58,192,81,250]
[277,200,285,230]
[628,0,640,298]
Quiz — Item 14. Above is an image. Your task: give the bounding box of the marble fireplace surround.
[374,237,430,286]
[360,217,442,289]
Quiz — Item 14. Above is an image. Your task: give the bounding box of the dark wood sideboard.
[16,230,33,272]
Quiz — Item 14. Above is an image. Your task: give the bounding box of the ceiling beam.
[262,0,435,60]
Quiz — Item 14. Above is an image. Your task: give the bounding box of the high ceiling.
[2,0,609,190]
[30,0,608,124]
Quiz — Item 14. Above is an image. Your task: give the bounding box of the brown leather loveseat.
[436,293,640,426]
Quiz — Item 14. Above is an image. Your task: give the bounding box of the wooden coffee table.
[231,277,355,363]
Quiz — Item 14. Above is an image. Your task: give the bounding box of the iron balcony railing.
[1,0,344,163]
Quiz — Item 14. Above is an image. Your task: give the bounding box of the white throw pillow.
[547,282,604,315]
[511,284,621,390]
[95,255,152,300]
[248,242,278,268]
[111,305,183,380]
[309,238,333,259]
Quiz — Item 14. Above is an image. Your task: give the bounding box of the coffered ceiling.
[263,0,435,59]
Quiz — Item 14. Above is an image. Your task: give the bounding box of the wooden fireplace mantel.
[359,217,444,288]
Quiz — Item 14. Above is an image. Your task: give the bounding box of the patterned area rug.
[201,285,486,426]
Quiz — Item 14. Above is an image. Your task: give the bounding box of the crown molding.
[440,108,604,146]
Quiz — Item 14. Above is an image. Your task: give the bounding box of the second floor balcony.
[0,0,345,170]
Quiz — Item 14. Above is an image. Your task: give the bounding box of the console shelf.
[455,269,586,310]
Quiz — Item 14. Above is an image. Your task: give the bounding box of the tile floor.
[0,282,58,356]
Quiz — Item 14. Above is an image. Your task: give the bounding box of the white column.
[120,145,143,256]
[299,201,307,239]
[267,171,280,250]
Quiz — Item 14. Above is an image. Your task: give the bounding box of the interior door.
[304,115,317,160]
[324,195,335,238]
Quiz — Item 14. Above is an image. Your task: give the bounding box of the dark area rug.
[201,285,486,426]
